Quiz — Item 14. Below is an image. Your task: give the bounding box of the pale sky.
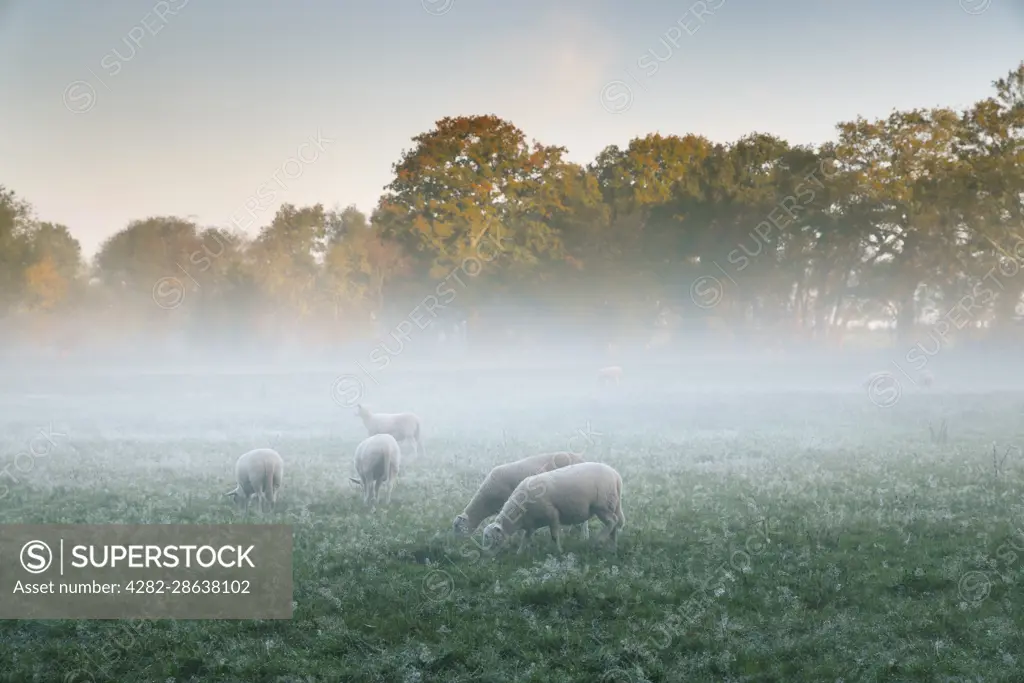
[0,0,1020,258]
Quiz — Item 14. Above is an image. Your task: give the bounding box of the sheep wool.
[453,451,588,537]
[355,404,425,457]
[482,462,625,555]
[350,433,402,507]
[225,447,284,516]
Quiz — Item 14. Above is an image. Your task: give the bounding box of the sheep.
[452,451,589,539]
[355,403,425,457]
[225,447,283,516]
[597,365,623,386]
[482,462,625,555]
[349,433,401,507]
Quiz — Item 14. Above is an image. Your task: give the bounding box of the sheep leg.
[595,510,623,551]
[595,511,615,544]
[549,522,563,554]
[605,521,620,552]
[412,422,425,458]
[609,510,625,550]
[516,528,534,554]
[384,478,394,505]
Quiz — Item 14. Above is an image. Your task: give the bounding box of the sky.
[0,0,1020,259]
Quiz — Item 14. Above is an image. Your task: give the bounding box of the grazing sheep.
[355,404,425,457]
[597,365,623,386]
[349,433,401,507]
[453,451,589,538]
[225,448,283,516]
[482,462,625,555]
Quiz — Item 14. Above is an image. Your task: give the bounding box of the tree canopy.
[2,63,1022,354]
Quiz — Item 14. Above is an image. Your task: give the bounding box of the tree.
[246,204,328,320]
[94,216,202,294]
[955,63,1024,339]
[834,107,965,340]
[23,256,69,312]
[22,222,83,310]
[0,185,32,313]
[316,206,411,332]
[374,115,569,287]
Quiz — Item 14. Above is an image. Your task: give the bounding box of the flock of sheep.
[223,363,934,555]
[223,365,629,555]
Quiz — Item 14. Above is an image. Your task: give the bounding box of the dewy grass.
[0,384,1022,682]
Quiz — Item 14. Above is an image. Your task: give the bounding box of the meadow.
[0,357,1022,682]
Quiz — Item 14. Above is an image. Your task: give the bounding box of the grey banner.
[0,524,292,619]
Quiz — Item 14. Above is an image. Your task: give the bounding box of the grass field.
[0,364,1022,682]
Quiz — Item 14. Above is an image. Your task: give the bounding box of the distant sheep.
[225,448,283,515]
[453,451,588,538]
[355,404,425,457]
[597,365,623,386]
[482,462,625,555]
[349,433,401,507]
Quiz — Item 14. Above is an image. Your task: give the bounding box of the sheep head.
[452,513,473,536]
[481,522,507,549]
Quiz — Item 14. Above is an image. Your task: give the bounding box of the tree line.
[1,63,1022,356]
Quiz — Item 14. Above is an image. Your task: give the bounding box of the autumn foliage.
[1,63,1022,356]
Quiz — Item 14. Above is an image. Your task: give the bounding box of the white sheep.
[597,365,623,386]
[453,451,589,539]
[482,462,625,555]
[355,403,425,457]
[225,447,283,515]
[349,433,401,507]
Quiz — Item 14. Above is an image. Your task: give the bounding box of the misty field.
[1,362,1023,682]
